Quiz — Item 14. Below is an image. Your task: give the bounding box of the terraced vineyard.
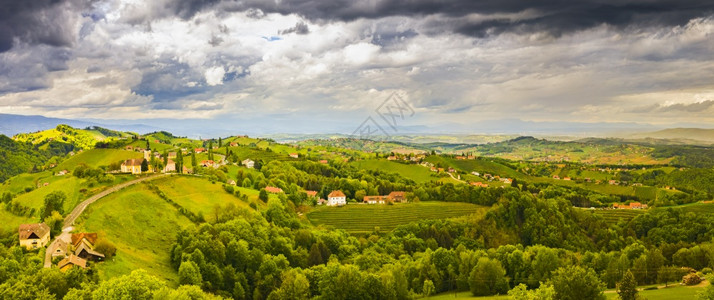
[307,202,486,234]
[591,209,645,224]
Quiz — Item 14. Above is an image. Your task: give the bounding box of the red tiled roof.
[265,186,283,193]
[71,233,98,247]
[328,190,345,198]
[305,191,318,197]
[19,223,50,240]
[388,191,406,199]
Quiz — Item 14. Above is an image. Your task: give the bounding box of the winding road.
[44,173,169,268]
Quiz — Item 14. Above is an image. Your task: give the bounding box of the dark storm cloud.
[278,22,310,35]
[0,0,94,53]
[210,0,714,37]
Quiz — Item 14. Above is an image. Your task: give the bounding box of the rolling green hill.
[77,183,192,284]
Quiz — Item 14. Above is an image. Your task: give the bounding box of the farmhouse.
[201,160,215,167]
[319,160,328,164]
[168,152,177,159]
[242,159,255,168]
[19,223,50,250]
[51,239,70,258]
[387,156,397,161]
[71,233,98,248]
[388,191,406,203]
[58,255,87,271]
[230,142,238,147]
[289,153,299,158]
[265,186,284,193]
[195,148,206,153]
[305,191,318,198]
[471,182,489,187]
[121,159,144,174]
[327,190,347,206]
[75,243,105,262]
[363,196,389,204]
[317,199,327,205]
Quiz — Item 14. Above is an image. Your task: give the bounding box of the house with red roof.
[327,190,346,206]
[265,186,284,194]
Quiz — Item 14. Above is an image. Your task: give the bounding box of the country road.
[44,173,169,268]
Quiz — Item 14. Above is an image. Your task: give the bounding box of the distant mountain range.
[0,114,159,136]
[628,128,714,144]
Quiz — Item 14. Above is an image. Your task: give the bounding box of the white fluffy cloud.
[1,0,714,132]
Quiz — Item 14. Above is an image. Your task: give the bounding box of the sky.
[1,0,714,135]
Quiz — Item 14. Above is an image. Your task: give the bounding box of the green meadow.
[351,159,437,183]
[307,202,486,234]
[77,183,192,285]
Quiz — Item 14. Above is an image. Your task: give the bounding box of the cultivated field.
[307,202,486,234]
[591,209,645,224]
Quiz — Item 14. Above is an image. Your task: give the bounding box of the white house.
[242,159,255,169]
[327,190,346,206]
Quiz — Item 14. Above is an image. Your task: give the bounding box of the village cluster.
[18,223,105,271]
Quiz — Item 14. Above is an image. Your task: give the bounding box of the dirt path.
[44,174,169,268]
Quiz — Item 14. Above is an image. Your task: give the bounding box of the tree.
[308,243,324,266]
[657,266,680,287]
[94,239,117,259]
[178,261,203,286]
[269,269,310,299]
[617,270,638,300]
[259,189,269,202]
[141,159,149,172]
[469,257,509,296]
[423,279,435,297]
[191,151,197,169]
[45,211,64,236]
[41,191,66,220]
[176,151,183,174]
[163,150,168,166]
[508,283,555,300]
[92,269,164,299]
[218,137,222,148]
[550,266,605,300]
[208,141,214,161]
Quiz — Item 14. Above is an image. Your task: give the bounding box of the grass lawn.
[0,205,38,232]
[426,291,508,299]
[307,202,486,234]
[605,282,708,299]
[0,171,51,194]
[56,149,142,170]
[152,176,254,219]
[77,184,192,285]
[13,176,82,212]
[351,159,437,183]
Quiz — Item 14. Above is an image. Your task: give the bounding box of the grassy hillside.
[13,124,108,149]
[307,202,486,234]
[56,149,143,170]
[151,176,262,219]
[351,159,436,183]
[77,183,192,284]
